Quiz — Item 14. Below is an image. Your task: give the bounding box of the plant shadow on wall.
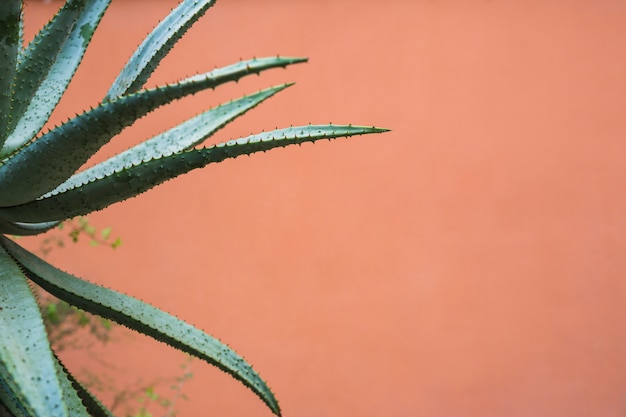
[0,1,388,416]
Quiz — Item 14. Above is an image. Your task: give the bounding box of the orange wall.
[24,1,626,416]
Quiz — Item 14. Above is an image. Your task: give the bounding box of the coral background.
[24,1,626,416]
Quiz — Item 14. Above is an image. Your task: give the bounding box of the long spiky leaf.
[0,1,389,415]
[50,84,293,197]
[53,355,114,417]
[0,246,68,417]
[0,56,306,207]
[0,220,60,236]
[51,357,94,417]
[0,236,282,416]
[2,0,111,156]
[9,0,88,135]
[106,0,216,99]
[0,125,388,223]
[0,1,22,148]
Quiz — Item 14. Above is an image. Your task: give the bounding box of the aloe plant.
[0,1,387,416]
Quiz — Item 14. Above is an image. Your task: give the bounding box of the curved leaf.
[2,0,111,156]
[0,246,68,417]
[0,236,281,416]
[0,56,306,207]
[106,0,216,99]
[0,0,21,147]
[0,124,388,223]
[50,83,293,197]
[0,220,60,236]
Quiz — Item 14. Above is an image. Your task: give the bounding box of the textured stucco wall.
[24,1,626,416]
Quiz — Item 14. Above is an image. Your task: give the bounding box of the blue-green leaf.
[0,236,281,416]
[0,124,388,223]
[0,373,30,417]
[0,1,22,147]
[9,0,89,135]
[0,220,60,236]
[0,56,306,207]
[106,0,216,99]
[54,355,114,417]
[52,84,293,196]
[0,246,68,417]
[1,0,111,157]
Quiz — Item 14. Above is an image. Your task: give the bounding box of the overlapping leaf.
[0,220,59,236]
[0,236,281,416]
[0,246,68,417]
[49,84,294,197]
[54,356,114,417]
[0,1,22,147]
[0,56,306,207]
[1,0,111,156]
[0,0,389,416]
[0,125,388,224]
[106,0,216,99]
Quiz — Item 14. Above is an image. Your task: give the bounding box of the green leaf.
[0,236,282,416]
[0,0,22,147]
[0,245,68,417]
[105,0,216,99]
[0,220,60,236]
[54,356,115,417]
[7,0,89,136]
[101,227,112,240]
[1,0,111,156]
[0,376,30,417]
[0,56,306,207]
[51,84,293,196]
[51,356,93,417]
[0,124,388,223]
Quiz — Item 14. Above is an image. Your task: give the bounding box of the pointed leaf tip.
[0,236,281,416]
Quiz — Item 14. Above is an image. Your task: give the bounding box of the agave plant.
[0,1,387,416]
